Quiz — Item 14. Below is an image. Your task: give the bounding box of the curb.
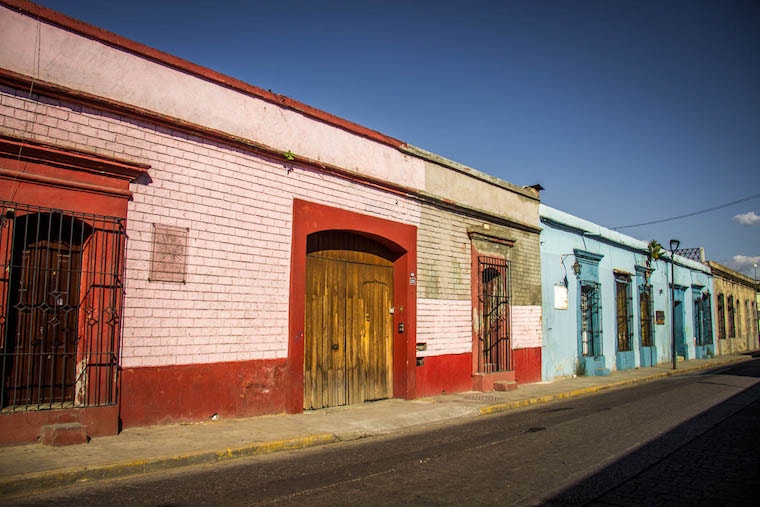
[479,356,752,416]
[0,433,339,498]
[2,355,752,498]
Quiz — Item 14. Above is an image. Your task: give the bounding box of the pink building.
[0,0,542,444]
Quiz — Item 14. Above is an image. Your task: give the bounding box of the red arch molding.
[287,199,417,413]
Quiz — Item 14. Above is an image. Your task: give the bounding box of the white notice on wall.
[554,285,568,310]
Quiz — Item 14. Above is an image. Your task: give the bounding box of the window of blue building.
[580,282,602,356]
[693,287,714,358]
[615,273,633,352]
[573,249,607,376]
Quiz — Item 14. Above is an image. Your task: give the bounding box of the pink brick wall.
[0,83,541,369]
[416,299,472,356]
[0,86,422,368]
[511,305,543,349]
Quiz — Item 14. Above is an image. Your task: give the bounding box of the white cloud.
[731,255,760,278]
[733,255,760,267]
[733,211,760,226]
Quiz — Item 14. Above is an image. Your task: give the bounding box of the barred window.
[615,274,633,352]
[639,284,653,347]
[727,295,736,337]
[477,256,511,373]
[694,291,713,346]
[1,202,125,411]
[580,282,602,357]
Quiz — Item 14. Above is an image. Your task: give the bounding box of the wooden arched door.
[304,231,394,409]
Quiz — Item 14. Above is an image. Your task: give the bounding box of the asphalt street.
[10,358,760,506]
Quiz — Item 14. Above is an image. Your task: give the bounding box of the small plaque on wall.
[150,224,188,283]
[655,310,665,325]
[554,284,568,310]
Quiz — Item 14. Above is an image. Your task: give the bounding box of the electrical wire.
[6,15,43,203]
[613,192,760,230]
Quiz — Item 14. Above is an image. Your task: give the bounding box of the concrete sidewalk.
[0,354,752,497]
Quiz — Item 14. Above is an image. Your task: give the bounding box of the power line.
[613,192,760,230]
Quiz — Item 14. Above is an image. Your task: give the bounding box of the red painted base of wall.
[0,405,118,446]
[513,347,542,384]
[120,358,288,429]
[414,353,473,397]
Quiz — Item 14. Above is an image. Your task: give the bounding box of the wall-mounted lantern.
[572,260,582,278]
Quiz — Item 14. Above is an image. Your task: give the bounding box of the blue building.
[540,205,715,381]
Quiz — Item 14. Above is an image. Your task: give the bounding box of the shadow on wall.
[544,363,760,505]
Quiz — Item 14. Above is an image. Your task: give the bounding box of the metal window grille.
[746,300,752,337]
[694,292,713,347]
[580,282,602,357]
[639,285,653,347]
[0,201,125,412]
[727,295,735,337]
[477,256,511,373]
[703,296,713,345]
[615,275,633,352]
[717,294,725,340]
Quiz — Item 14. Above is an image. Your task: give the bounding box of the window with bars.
[0,202,125,412]
[746,300,752,337]
[694,291,713,347]
[727,295,736,337]
[615,274,633,352]
[737,300,743,336]
[580,282,602,357]
[639,284,653,347]
[477,256,511,373]
[717,293,726,340]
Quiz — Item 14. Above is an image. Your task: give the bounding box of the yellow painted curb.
[0,433,339,498]
[478,357,750,416]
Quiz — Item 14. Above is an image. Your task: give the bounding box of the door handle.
[331,344,339,351]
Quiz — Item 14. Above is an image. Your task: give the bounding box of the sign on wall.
[150,224,189,283]
[554,284,568,310]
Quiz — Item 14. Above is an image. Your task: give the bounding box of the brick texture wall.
[0,86,422,367]
[1,84,542,367]
[416,205,543,354]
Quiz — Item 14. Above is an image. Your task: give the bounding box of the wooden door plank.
[305,230,396,409]
[327,258,346,407]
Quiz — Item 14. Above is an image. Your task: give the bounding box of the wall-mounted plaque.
[150,224,188,283]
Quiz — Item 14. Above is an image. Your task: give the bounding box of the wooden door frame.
[288,199,417,413]
[0,136,147,444]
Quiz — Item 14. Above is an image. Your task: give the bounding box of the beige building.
[707,261,759,354]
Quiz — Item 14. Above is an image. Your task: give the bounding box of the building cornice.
[706,261,758,288]
[0,70,541,235]
[0,0,403,150]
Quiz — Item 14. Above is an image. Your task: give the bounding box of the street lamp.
[754,263,757,281]
[670,239,680,370]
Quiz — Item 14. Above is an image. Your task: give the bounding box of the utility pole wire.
[613,192,760,230]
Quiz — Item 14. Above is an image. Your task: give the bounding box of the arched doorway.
[304,231,395,409]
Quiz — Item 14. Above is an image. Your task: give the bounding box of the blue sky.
[33,0,760,278]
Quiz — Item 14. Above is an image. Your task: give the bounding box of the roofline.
[400,144,539,201]
[0,0,404,149]
[706,260,759,288]
[540,204,712,274]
